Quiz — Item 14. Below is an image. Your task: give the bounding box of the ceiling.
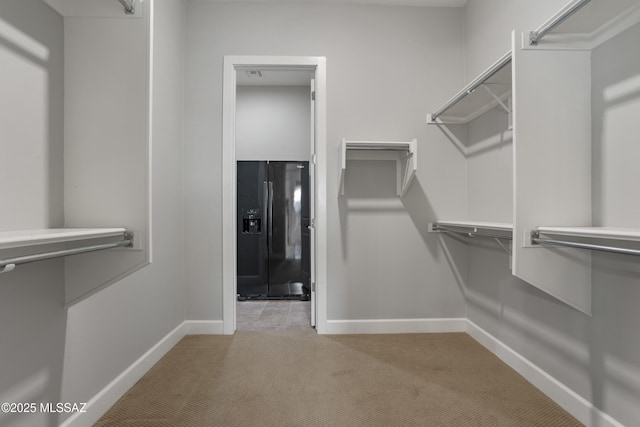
[44,0,468,17]
[200,0,467,6]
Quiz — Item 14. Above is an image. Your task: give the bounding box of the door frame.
[222,56,327,334]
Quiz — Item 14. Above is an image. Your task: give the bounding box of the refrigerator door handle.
[263,180,268,216]
[268,181,274,239]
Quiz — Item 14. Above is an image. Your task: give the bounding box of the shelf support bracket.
[0,263,16,274]
[494,238,512,255]
[482,84,511,115]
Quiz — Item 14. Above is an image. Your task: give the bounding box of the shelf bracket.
[0,263,16,274]
[482,84,511,115]
[494,238,512,256]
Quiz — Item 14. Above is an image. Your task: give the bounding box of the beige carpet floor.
[95,331,582,426]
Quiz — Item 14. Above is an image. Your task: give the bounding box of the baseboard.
[466,320,624,427]
[184,320,225,334]
[325,318,468,334]
[59,322,187,427]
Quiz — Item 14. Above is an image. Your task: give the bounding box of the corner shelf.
[0,228,133,273]
[427,51,512,125]
[339,139,417,197]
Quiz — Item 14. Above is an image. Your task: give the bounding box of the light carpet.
[95,331,582,426]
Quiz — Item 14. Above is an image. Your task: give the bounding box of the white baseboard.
[184,320,225,334]
[325,318,468,334]
[60,322,187,427]
[466,320,623,427]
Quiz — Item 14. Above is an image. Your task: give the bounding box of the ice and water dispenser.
[242,208,261,234]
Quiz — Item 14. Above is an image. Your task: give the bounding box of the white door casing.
[309,78,316,327]
[222,56,327,334]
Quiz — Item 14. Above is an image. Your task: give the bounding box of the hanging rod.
[529,0,591,45]
[0,232,133,273]
[117,0,135,15]
[430,51,512,122]
[530,231,640,256]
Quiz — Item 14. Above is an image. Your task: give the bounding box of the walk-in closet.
[1,0,639,426]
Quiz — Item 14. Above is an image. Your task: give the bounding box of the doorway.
[222,56,327,335]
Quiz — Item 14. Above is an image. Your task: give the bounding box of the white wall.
[465,107,512,222]
[185,2,468,322]
[0,2,66,426]
[0,0,64,230]
[236,85,311,161]
[0,1,186,426]
[463,1,640,425]
[589,22,640,423]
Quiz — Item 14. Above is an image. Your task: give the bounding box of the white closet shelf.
[339,139,417,197]
[0,228,133,273]
[530,226,640,257]
[0,228,129,249]
[429,221,513,255]
[535,226,640,241]
[528,0,640,48]
[427,51,512,125]
[429,221,513,237]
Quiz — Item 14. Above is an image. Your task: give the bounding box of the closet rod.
[529,0,591,45]
[530,231,640,256]
[117,0,135,15]
[431,51,512,122]
[0,233,133,272]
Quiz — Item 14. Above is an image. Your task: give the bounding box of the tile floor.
[236,300,312,331]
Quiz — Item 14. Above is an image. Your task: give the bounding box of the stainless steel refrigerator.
[237,161,310,300]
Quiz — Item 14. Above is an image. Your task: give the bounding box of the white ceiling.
[198,0,468,6]
[44,0,468,17]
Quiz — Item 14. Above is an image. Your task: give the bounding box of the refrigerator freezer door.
[237,161,268,298]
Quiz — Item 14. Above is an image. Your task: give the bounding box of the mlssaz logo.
[40,402,87,413]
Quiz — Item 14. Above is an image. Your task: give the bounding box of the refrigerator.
[237,161,310,300]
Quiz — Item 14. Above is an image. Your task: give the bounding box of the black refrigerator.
[237,161,310,300]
